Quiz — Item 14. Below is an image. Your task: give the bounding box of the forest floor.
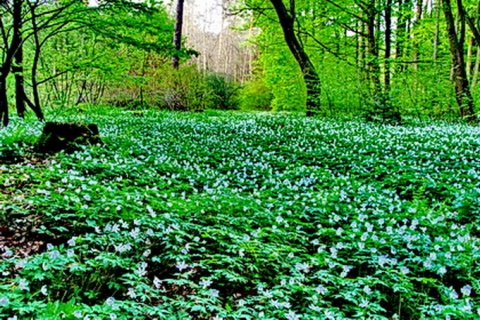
[0,108,479,319]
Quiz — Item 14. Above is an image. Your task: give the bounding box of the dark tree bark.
[384,0,392,93]
[172,0,185,69]
[0,75,9,127]
[13,0,26,118]
[0,0,45,126]
[365,0,381,97]
[269,0,321,116]
[442,0,476,120]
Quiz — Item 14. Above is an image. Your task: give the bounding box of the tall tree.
[384,0,392,93]
[365,0,381,97]
[412,0,424,70]
[268,0,321,116]
[172,0,185,69]
[442,0,475,120]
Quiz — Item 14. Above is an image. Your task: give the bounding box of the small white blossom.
[400,266,410,275]
[200,279,212,288]
[363,286,372,295]
[41,285,48,296]
[210,289,219,298]
[129,228,140,239]
[271,299,281,308]
[127,288,136,299]
[176,261,189,271]
[286,310,300,320]
[461,285,472,297]
[437,266,447,276]
[49,250,61,259]
[105,297,116,306]
[18,278,29,291]
[153,277,162,289]
[0,296,9,307]
[315,285,328,295]
[67,237,76,247]
[359,298,369,308]
[449,289,459,300]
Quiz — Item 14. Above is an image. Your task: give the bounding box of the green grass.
[0,109,479,319]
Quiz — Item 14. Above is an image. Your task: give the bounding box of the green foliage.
[205,73,241,110]
[155,65,211,112]
[1,108,479,319]
[254,24,306,112]
[83,1,176,56]
[242,0,479,118]
[239,77,273,111]
[153,67,242,112]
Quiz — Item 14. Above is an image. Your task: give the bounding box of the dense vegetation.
[1,0,480,319]
[2,0,480,122]
[1,108,479,319]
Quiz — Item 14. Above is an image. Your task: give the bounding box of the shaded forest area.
[1,0,480,125]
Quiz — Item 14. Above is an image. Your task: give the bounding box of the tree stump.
[36,122,102,153]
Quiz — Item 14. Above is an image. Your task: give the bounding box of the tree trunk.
[385,0,392,93]
[13,0,25,118]
[366,0,381,97]
[472,48,480,87]
[412,0,424,71]
[433,0,441,61]
[27,2,45,120]
[396,0,410,71]
[442,0,476,120]
[0,74,8,127]
[466,36,474,78]
[269,0,321,116]
[172,0,185,69]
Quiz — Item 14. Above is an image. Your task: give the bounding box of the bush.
[155,66,211,112]
[239,78,273,111]
[206,73,240,110]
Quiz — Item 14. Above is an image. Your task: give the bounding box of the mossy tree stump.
[36,122,102,153]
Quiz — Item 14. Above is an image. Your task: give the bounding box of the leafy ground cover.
[0,109,479,319]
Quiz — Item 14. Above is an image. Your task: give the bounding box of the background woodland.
[1,0,480,124]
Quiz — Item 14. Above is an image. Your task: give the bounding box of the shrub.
[239,78,273,111]
[156,65,211,112]
[205,73,240,110]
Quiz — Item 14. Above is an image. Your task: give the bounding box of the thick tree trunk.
[442,0,476,120]
[269,0,321,116]
[172,0,185,69]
